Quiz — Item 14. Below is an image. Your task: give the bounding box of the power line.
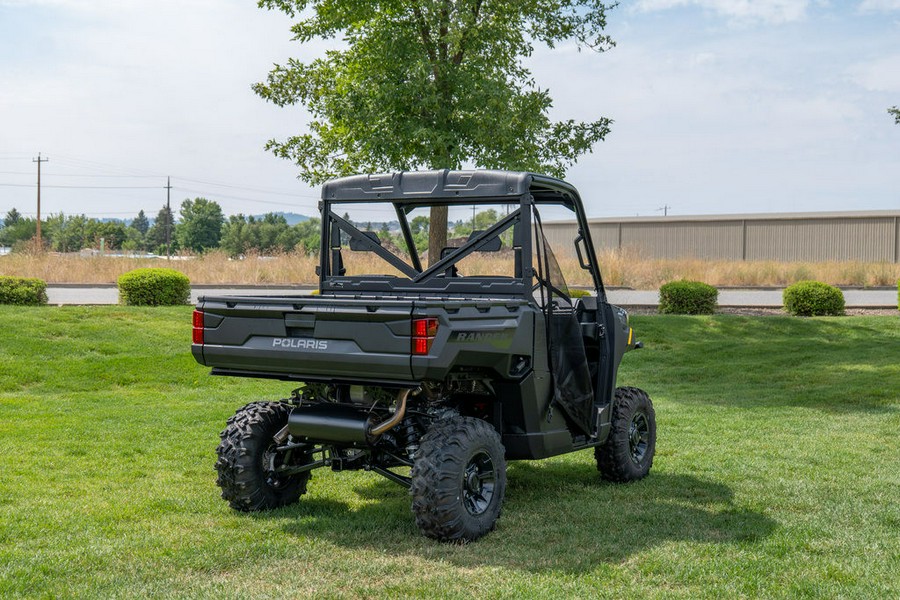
[172,175,318,199]
[5,152,314,197]
[51,153,165,177]
[1,153,322,218]
[0,183,162,189]
[0,170,161,178]
[174,186,316,209]
[46,184,161,189]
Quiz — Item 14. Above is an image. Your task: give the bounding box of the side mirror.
[574,235,591,270]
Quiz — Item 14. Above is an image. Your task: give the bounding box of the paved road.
[45,285,898,307]
[46,285,312,305]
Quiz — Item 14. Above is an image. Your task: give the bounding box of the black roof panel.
[320,169,579,204]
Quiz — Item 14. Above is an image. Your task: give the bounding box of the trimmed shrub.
[568,288,592,299]
[118,268,190,306]
[658,280,718,315]
[783,280,844,316]
[0,276,48,306]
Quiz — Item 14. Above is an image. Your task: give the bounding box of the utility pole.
[656,204,672,217]
[33,153,49,250]
[165,176,172,260]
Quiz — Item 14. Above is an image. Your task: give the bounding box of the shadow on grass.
[252,462,777,574]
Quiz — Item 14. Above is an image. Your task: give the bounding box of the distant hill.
[250,212,311,225]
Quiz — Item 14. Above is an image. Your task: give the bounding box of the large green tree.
[177,198,225,253]
[890,107,899,124]
[255,0,615,264]
[45,214,90,252]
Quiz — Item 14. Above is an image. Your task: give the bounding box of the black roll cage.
[317,170,605,301]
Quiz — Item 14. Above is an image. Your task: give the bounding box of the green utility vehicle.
[192,170,656,542]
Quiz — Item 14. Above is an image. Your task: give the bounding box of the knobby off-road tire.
[215,401,310,511]
[595,387,656,482]
[410,416,507,543]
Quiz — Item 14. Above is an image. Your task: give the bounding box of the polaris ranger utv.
[192,170,656,542]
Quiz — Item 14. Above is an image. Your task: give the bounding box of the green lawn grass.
[1,307,898,599]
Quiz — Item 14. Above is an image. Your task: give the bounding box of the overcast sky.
[1,0,898,221]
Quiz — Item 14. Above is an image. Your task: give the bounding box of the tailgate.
[194,296,416,383]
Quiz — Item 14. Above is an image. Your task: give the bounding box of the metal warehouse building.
[542,210,900,263]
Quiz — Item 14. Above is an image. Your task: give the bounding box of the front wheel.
[215,401,311,511]
[410,416,506,543]
[595,387,656,482]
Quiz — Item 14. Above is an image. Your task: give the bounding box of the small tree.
[0,216,36,248]
[146,205,176,253]
[293,219,321,254]
[4,208,21,228]
[890,106,900,124]
[131,210,150,236]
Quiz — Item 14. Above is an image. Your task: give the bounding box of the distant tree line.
[0,198,317,256]
[0,197,503,259]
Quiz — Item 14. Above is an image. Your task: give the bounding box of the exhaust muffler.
[287,388,410,445]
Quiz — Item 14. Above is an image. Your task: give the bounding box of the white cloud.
[633,0,810,24]
[526,19,900,216]
[847,54,900,92]
[859,0,900,11]
[0,1,322,217]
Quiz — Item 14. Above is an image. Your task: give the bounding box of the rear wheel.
[595,387,656,482]
[215,401,311,511]
[410,416,506,542]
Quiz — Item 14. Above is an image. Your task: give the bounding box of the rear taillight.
[411,317,438,355]
[192,310,204,344]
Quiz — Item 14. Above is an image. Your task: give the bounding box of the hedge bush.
[783,280,845,316]
[658,280,718,314]
[567,288,592,299]
[118,268,190,306]
[0,276,48,306]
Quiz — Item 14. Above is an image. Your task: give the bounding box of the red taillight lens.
[413,317,438,338]
[192,310,204,344]
[411,317,438,355]
[412,337,430,355]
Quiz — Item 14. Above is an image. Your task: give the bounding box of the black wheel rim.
[462,451,496,516]
[629,412,650,465]
[262,444,293,489]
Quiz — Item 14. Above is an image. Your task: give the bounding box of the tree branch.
[452,0,483,65]
[410,2,438,65]
[438,0,450,63]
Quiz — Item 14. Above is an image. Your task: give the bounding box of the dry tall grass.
[1,248,898,288]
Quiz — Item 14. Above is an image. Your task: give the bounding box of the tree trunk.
[427,205,448,267]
